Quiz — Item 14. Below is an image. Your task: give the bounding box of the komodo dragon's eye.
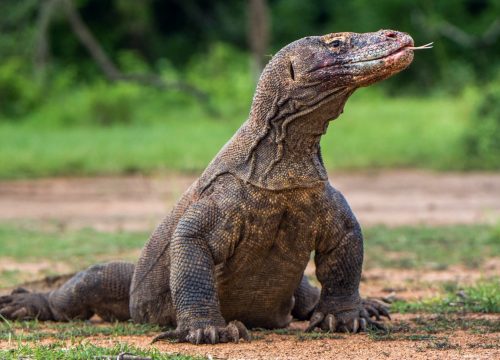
[331,40,342,48]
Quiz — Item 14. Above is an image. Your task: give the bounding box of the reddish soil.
[0,170,499,232]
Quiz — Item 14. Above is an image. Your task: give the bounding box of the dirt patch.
[304,258,500,302]
[0,170,499,231]
[0,258,71,275]
[100,332,500,360]
[139,329,500,360]
[0,258,73,288]
[359,263,500,301]
[1,315,498,359]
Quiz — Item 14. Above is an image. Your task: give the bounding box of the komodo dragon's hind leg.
[0,262,134,322]
[292,275,320,320]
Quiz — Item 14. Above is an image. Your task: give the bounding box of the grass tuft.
[0,343,201,359]
[392,279,500,314]
[0,320,162,342]
[364,225,500,270]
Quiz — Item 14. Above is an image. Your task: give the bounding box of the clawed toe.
[362,299,391,320]
[204,325,219,344]
[0,305,15,318]
[151,320,250,345]
[305,311,325,332]
[151,329,184,344]
[0,304,32,321]
[366,318,388,332]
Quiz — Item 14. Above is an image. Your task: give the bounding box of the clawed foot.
[151,320,251,345]
[306,298,390,333]
[0,288,52,321]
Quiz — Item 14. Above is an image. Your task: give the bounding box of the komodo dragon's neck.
[236,86,354,189]
[199,87,354,191]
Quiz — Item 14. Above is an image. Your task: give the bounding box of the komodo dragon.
[1,30,424,344]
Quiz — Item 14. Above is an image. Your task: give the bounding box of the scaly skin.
[1,30,414,344]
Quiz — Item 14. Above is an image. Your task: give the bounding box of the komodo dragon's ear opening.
[289,61,295,81]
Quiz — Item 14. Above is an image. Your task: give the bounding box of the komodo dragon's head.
[250,30,421,122]
[288,30,416,89]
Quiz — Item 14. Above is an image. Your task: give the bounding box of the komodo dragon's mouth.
[354,41,433,64]
[382,42,433,61]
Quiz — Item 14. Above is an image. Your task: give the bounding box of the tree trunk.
[248,0,270,82]
[33,0,59,80]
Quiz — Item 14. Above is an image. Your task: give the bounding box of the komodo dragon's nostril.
[385,31,398,40]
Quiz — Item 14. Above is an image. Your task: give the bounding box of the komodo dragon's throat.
[0,30,429,345]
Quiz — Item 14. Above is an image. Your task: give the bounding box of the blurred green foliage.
[464,76,500,169]
[0,89,474,179]
[0,0,498,175]
[0,58,41,118]
[2,0,499,91]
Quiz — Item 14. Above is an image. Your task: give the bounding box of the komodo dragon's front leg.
[152,198,250,345]
[306,186,389,333]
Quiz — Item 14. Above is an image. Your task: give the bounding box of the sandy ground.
[0,315,498,360]
[100,318,500,360]
[0,170,499,359]
[0,170,499,232]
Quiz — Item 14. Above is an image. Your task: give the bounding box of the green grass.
[0,225,147,286]
[0,120,238,179]
[363,224,500,269]
[0,343,200,359]
[0,92,473,179]
[322,93,470,170]
[392,279,500,314]
[0,320,161,342]
[410,315,500,334]
[0,321,197,359]
[0,225,147,262]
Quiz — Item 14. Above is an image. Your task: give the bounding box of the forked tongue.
[407,42,433,50]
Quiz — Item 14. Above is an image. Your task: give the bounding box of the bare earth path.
[1,170,499,231]
[0,170,499,359]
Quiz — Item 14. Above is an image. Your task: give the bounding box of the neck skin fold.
[237,88,354,189]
